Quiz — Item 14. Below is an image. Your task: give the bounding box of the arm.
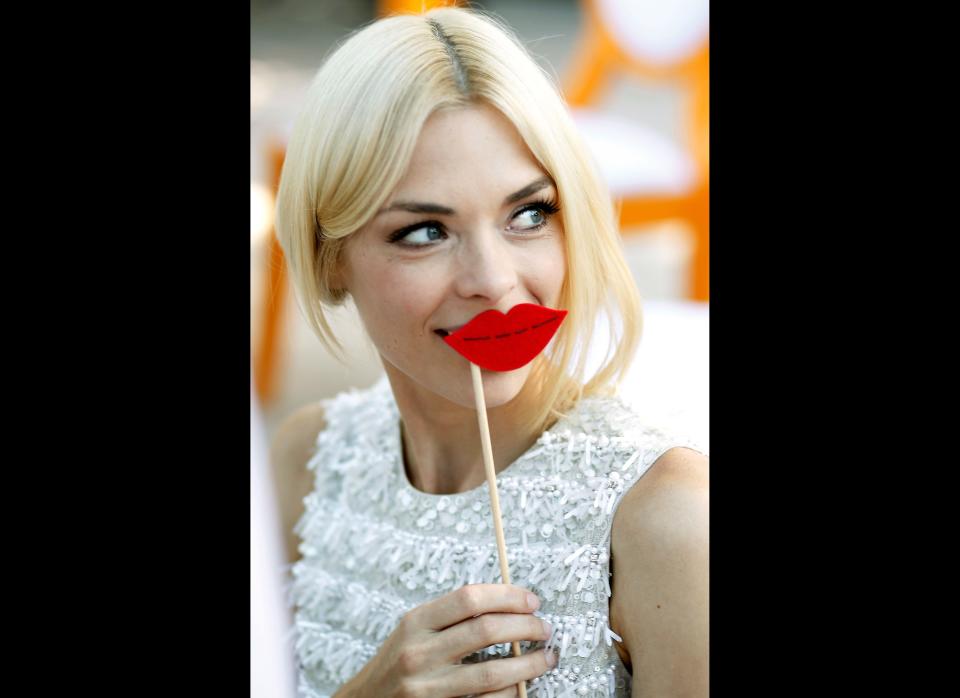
[609,447,709,698]
[269,402,327,565]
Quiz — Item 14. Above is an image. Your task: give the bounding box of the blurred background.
[251,0,709,441]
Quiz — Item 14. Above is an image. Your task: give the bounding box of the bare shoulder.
[609,447,709,697]
[270,402,328,470]
[619,446,708,526]
[269,402,329,564]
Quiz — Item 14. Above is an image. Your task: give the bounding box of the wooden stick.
[470,362,528,698]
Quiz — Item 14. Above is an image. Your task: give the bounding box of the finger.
[434,613,551,662]
[413,584,540,631]
[473,686,520,698]
[444,648,555,697]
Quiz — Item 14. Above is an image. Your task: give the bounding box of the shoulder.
[616,446,708,534]
[270,402,329,563]
[609,446,708,696]
[270,401,328,468]
[610,446,708,582]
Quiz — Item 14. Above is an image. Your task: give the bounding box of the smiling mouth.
[433,326,464,338]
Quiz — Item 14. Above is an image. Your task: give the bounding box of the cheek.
[367,263,447,334]
[531,236,567,305]
[550,238,567,286]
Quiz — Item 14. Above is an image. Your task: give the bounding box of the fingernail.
[526,592,540,610]
[541,619,553,638]
[545,649,557,668]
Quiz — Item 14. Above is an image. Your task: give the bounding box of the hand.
[333,583,557,698]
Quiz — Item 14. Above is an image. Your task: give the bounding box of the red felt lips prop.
[442,303,568,371]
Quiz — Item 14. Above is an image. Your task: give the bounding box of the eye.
[387,198,561,249]
[510,205,548,230]
[386,222,447,248]
[509,198,560,233]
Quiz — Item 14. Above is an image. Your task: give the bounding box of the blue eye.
[511,207,547,229]
[394,224,445,246]
[387,198,560,249]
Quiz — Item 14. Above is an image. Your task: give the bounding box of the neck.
[391,370,550,496]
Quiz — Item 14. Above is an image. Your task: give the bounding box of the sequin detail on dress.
[288,375,705,697]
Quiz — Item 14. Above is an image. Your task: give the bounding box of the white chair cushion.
[582,299,709,452]
[597,0,710,65]
[571,108,697,197]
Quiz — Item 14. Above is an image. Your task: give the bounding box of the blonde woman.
[271,7,708,697]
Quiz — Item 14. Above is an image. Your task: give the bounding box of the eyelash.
[386,197,561,248]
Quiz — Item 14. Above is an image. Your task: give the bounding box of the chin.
[423,367,528,410]
[471,366,529,408]
[384,353,531,411]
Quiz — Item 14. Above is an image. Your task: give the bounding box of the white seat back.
[596,0,710,65]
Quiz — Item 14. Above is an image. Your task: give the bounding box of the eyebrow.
[376,176,554,216]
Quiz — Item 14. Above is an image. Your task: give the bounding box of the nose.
[452,228,518,302]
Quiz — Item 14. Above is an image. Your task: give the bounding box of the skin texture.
[609,446,709,697]
[337,103,567,496]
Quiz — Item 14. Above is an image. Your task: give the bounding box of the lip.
[440,303,568,371]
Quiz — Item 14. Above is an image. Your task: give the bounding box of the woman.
[271,7,708,697]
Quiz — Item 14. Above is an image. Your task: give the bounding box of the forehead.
[394,104,547,195]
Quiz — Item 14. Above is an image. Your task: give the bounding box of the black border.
[34,1,877,693]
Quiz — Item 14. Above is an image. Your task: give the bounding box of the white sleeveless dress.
[290,375,705,697]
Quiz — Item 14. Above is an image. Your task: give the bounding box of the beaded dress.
[290,374,705,697]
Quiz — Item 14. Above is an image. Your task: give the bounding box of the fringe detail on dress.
[295,673,331,698]
[540,609,620,662]
[293,503,614,603]
[294,620,377,688]
[288,376,706,697]
[291,566,412,644]
[527,660,626,697]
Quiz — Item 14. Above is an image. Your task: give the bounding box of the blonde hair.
[275,6,643,436]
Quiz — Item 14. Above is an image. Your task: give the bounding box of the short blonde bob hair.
[275,6,643,436]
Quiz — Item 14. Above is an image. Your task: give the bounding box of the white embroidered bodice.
[290,375,704,697]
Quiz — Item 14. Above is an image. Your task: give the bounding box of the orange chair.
[563,0,709,300]
[377,0,460,16]
[253,141,289,404]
